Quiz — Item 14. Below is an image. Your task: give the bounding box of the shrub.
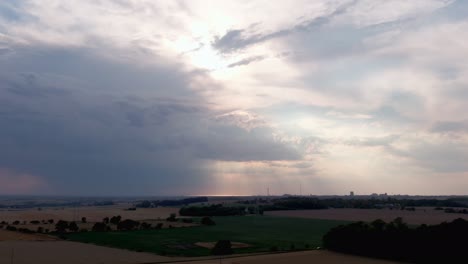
[110,215,121,225]
[117,219,140,231]
[140,222,152,229]
[68,222,79,232]
[6,226,17,231]
[211,240,233,255]
[92,222,108,232]
[201,217,216,226]
[55,220,69,233]
[166,213,177,222]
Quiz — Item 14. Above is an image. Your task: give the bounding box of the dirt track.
[169,250,402,264]
[265,208,468,225]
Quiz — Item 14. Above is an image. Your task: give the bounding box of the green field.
[67,216,349,256]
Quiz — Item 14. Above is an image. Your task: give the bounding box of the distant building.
[350,191,354,197]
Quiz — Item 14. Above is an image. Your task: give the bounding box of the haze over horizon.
[1,0,467,196]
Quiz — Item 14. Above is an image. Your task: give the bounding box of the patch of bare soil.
[195,241,251,249]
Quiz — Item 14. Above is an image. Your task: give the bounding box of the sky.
[0,0,467,196]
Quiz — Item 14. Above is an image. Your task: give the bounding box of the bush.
[110,215,122,225]
[92,222,108,232]
[68,222,79,232]
[6,226,17,231]
[18,228,35,234]
[201,217,216,226]
[166,213,177,222]
[117,219,140,231]
[55,220,69,233]
[140,222,152,229]
[211,240,233,255]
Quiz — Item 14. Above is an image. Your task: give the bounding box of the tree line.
[136,197,208,208]
[323,218,468,263]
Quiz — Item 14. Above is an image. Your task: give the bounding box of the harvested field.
[265,208,468,225]
[0,241,399,264]
[0,241,173,264]
[0,230,57,241]
[170,250,401,264]
[0,204,178,223]
[2,219,195,234]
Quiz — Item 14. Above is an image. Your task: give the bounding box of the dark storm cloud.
[212,1,356,54]
[227,55,266,68]
[0,44,300,195]
[387,140,468,173]
[0,2,25,22]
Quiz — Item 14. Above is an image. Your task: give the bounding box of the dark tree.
[140,222,152,229]
[110,215,122,225]
[92,222,108,232]
[81,217,87,223]
[103,217,110,224]
[68,221,79,232]
[55,220,69,233]
[166,213,177,222]
[201,217,216,226]
[117,219,140,231]
[6,226,17,231]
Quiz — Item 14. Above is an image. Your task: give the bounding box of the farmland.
[265,207,468,225]
[67,216,349,256]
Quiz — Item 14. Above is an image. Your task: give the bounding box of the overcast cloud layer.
[0,0,467,196]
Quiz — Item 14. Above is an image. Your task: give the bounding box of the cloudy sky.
[0,0,467,196]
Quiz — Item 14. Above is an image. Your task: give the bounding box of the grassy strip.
[67,216,349,257]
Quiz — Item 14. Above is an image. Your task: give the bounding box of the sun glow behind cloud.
[0,0,467,195]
